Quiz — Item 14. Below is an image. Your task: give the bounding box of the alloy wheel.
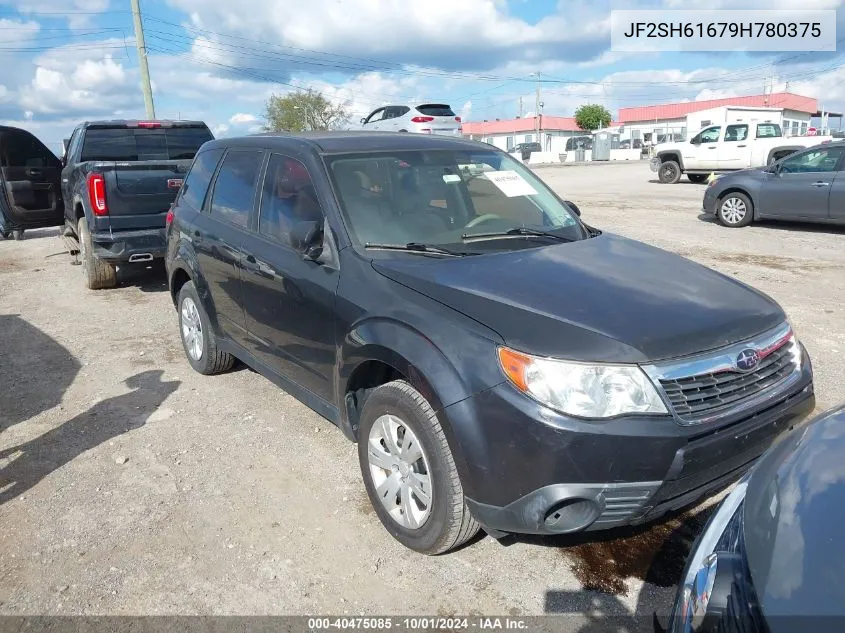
[367,414,433,530]
[181,297,204,361]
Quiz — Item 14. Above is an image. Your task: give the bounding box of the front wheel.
[358,380,480,554]
[10,229,24,240]
[658,160,682,184]
[717,192,753,228]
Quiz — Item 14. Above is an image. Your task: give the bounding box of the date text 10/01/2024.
[307,618,528,631]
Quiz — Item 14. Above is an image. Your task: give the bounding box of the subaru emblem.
[736,349,760,372]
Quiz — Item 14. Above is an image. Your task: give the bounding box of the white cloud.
[212,123,229,136]
[0,18,40,44]
[229,112,258,124]
[9,0,110,28]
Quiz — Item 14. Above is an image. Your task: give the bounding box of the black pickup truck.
[61,120,213,288]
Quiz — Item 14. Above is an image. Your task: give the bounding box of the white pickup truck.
[650,122,833,183]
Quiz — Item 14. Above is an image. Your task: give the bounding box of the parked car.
[510,141,542,160]
[651,122,833,184]
[359,103,461,136]
[0,125,64,241]
[61,120,213,288]
[565,135,593,151]
[166,132,814,555]
[619,139,643,150]
[703,143,845,228]
[666,404,845,633]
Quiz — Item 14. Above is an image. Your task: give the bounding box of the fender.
[656,150,684,171]
[168,239,226,338]
[337,317,486,483]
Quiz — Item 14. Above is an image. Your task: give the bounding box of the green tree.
[574,104,612,131]
[263,88,349,132]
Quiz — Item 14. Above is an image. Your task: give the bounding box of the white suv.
[359,103,461,136]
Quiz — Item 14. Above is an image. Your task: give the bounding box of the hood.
[371,233,784,363]
[743,406,845,626]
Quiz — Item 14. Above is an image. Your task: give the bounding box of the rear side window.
[416,104,455,117]
[80,127,214,162]
[209,150,263,228]
[179,148,224,210]
[756,124,782,138]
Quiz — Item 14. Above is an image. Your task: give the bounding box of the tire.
[11,229,24,241]
[177,280,234,375]
[658,160,682,184]
[687,174,708,184]
[358,380,480,555]
[717,192,754,228]
[77,218,116,289]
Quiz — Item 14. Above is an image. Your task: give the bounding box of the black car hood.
[371,233,784,363]
[743,406,845,627]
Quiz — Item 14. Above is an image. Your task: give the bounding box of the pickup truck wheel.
[717,192,753,228]
[687,174,707,184]
[177,280,234,375]
[358,380,480,555]
[77,218,116,289]
[658,160,681,184]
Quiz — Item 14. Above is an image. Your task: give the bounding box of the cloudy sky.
[1,0,844,152]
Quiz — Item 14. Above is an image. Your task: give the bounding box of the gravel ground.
[1,160,842,624]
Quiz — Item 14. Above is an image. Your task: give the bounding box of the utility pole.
[518,96,523,118]
[131,0,156,119]
[534,72,541,138]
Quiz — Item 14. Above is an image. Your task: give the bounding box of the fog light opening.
[543,498,600,533]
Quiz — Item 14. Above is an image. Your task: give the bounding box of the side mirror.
[690,138,700,145]
[360,118,367,124]
[290,220,323,260]
[564,200,581,217]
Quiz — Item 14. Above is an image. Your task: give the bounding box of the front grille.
[659,340,797,421]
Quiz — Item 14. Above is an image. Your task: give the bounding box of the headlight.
[672,477,749,633]
[497,347,668,418]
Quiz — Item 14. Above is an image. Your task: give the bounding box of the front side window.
[209,150,263,227]
[780,147,844,174]
[693,126,721,144]
[0,128,59,168]
[179,148,224,210]
[258,153,324,247]
[724,125,748,142]
[327,149,586,252]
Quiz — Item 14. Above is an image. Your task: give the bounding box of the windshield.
[326,149,587,252]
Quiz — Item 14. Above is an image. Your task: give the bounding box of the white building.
[617,92,836,145]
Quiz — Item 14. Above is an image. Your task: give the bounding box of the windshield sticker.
[442,174,461,183]
[484,170,537,197]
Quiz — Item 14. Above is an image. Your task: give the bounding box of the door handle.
[245,254,257,264]
[707,146,717,149]
[811,181,830,187]
[192,230,203,244]
[737,144,747,148]
[26,168,42,176]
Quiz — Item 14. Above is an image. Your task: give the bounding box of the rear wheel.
[177,280,234,375]
[77,218,116,289]
[717,192,753,228]
[11,229,24,240]
[658,160,682,184]
[358,380,480,555]
[687,174,707,184]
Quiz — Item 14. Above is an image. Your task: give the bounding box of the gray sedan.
[703,142,845,228]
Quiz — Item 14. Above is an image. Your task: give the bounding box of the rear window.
[80,126,213,162]
[416,104,455,117]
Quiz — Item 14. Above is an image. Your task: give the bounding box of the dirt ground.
[1,161,842,623]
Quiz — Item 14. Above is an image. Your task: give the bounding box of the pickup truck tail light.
[87,172,108,216]
[166,207,174,227]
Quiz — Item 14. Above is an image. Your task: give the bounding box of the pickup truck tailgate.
[103,160,190,229]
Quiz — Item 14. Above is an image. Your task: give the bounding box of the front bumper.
[446,363,814,537]
[702,185,719,215]
[649,157,661,172]
[91,228,167,262]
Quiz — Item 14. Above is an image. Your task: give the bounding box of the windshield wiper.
[461,227,574,242]
[364,242,471,257]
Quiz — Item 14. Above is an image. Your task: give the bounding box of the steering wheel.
[464,213,503,230]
